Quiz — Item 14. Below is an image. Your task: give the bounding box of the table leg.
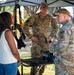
[21,63,23,75]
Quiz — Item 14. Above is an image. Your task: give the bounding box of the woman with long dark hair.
[0,12,21,75]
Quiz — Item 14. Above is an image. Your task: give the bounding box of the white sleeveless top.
[0,29,18,64]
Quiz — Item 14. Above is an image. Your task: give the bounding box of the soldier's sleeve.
[50,17,58,37]
[23,16,35,38]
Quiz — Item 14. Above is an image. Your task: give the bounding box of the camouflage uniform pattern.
[24,12,58,75]
[24,12,58,57]
[50,21,74,75]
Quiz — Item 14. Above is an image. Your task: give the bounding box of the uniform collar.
[39,12,47,19]
[63,20,69,26]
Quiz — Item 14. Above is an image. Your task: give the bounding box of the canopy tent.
[0,0,74,7]
[0,0,74,49]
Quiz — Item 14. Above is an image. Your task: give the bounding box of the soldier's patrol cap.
[40,2,48,8]
[53,9,70,16]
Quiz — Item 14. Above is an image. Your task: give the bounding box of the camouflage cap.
[40,2,48,8]
[53,9,70,16]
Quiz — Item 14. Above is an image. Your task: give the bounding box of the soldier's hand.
[53,37,58,44]
[31,36,38,42]
[48,36,52,42]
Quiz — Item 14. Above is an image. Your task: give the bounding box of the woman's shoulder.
[5,29,12,34]
[5,29,13,38]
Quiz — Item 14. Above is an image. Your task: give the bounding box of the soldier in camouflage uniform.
[52,9,74,75]
[23,2,58,75]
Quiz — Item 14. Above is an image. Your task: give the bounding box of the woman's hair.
[0,12,12,36]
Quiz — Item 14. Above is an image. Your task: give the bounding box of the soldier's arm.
[23,16,35,38]
[50,17,58,37]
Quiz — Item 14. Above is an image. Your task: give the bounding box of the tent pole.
[45,0,47,3]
